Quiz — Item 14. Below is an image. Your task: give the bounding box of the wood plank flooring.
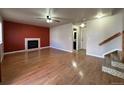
[1,48,124,85]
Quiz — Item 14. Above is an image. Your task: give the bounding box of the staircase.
[102,50,124,79]
[99,31,124,79]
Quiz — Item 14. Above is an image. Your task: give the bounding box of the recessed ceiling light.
[80,23,85,28]
[95,12,105,19]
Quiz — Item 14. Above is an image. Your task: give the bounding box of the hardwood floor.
[1,48,124,85]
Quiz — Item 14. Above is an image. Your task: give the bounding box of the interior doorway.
[73,25,86,53]
[73,27,78,51]
[73,31,77,50]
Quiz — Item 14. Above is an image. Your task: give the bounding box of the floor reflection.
[2,48,124,84]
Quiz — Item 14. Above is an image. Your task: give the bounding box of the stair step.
[111,53,120,61]
[102,62,124,79]
[111,60,124,69]
[118,51,123,61]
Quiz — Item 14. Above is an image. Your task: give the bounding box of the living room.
[0,8,124,85]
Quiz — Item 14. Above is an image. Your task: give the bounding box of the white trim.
[25,38,40,50]
[86,49,122,59]
[4,49,25,55]
[86,53,104,58]
[111,60,124,69]
[40,46,50,49]
[102,66,124,79]
[103,49,122,56]
[50,46,73,53]
[4,46,50,55]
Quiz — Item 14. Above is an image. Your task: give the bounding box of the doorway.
[73,28,78,51]
[73,26,86,53]
[73,31,77,50]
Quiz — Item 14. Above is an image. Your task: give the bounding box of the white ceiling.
[0,8,119,27]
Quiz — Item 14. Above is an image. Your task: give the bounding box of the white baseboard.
[86,53,104,59]
[40,46,50,49]
[86,49,122,59]
[4,46,50,55]
[50,46,73,53]
[4,49,25,55]
[103,49,122,57]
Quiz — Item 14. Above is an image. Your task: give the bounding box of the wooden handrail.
[99,32,121,46]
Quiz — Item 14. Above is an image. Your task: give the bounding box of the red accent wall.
[3,21,50,52]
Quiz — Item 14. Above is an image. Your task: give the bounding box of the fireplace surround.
[25,38,40,50]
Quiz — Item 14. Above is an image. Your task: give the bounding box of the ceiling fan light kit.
[46,16,52,23]
[34,8,113,26]
[36,9,61,24]
[46,19,52,23]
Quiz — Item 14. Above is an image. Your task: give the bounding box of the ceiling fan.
[36,8,61,23]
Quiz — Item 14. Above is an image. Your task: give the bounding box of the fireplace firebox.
[25,38,40,50]
[28,40,38,49]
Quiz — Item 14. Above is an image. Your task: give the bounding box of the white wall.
[81,28,87,49]
[0,17,2,44]
[0,17,4,62]
[77,27,82,49]
[50,23,73,52]
[122,9,124,30]
[86,13,123,58]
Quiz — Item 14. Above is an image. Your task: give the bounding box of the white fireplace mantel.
[25,38,40,50]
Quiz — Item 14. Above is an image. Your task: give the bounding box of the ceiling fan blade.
[36,17,46,19]
[52,19,61,23]
[52,17,72,20]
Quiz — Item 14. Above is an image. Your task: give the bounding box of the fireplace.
[28,40,38,49]
[25,38,40,50]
